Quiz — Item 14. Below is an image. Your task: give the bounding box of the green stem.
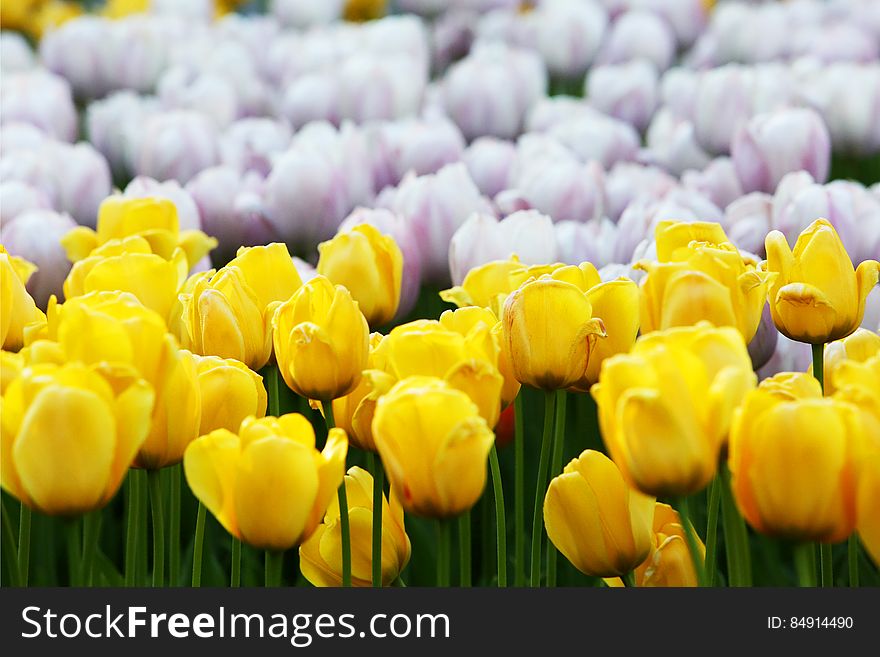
[513,394,525,587]
[147,469,165,587]
[66,519,81,587]
[530,391,556,587]
[812,343,824,392]
[671,497,706,587]
[489,444,507,587]
[324,403,351,587]
[80,510,102,587]
[719,464,752,586]
[367,452,384,588]
[136,469,148,584]
[459,511,471,587]
[124,471,139,587]
[1,497,21,587]
[265,550,284,587]
[622,571,637,588]
[546,390,567,587]
[436,520,451,587]
[231,538,241,587]
[704,477,721,587]
[848,535,859,587]
[192,502,206,587]
[168,465,181,587]
[794,542,817,587]
[17,504,30,587]
[820,543,833,587]
[268,365,280,416]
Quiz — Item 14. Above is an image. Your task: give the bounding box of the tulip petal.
[183,429,241,539]
[773,282,838,344]
[857,453,880,566]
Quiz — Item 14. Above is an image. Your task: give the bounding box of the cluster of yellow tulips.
[1,195,878,588]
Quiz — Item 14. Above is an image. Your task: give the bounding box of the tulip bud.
[218,118,291,177]
[181,243,303,370]
[300,466,411,587]
[1,362,154,516]
[0,210,77,308]
[0,70,77,142]
[822,329,880,396]
[386,163,494,285]
[597,9,676,71]
[605,162,677,222]
[586,60,659,133]
[273,275,369,402]
[449,210,558,287]
[123,177,202,234]
[131,110,220,185]
[0,32,35,73]
[0,247,46,351]
[373,377,495,518]
[317,224,403,329]
[643,109,712,177]
[442,42,547,141]
[724,192,772,257]
[729,373,863,543]
[682,157,745,210]
[857,451,880,566]
[732,108,830,194]
[765,218,880,344]
[544,449,654,578]
[546,111,640,170]
[534,0,608,80]
[271,0,344,27]
[554,218,617,270]
[462,137,516,200]
[184,414,348,550]
[593,323,757,497]
[0,181,51,226]
[338,207,421,319]
[189,352,268,435]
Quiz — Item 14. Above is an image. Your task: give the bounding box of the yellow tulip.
[592,323,756,497]
[1,351,24,393]
[1,362,154,516]
[322,334,395,452]
[1,246,45,352]
[544,450,655,577]
[29,1,83,38]
[502,274,608,390]
[183,414,348,551]
[343,0,387,22]
[300,466,411,587]
[440,256,524,315]
[856,452,880,566]
[765,218,880,344]
[822,328,880,395]
[637,221,775,343]
[605,503,705,587]
[273,275,369,402]
[63,236,189,324]
[62,196,216,271]
[729,372,863,543]
[36,291,202,469]
[376,315,504,427]
[317,224,403,329]
[832,353,880,449]
[189,352,267,435]
[372,377,495,518]
[181,243,303,371]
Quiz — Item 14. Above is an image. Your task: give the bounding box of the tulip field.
[1,0,879,595]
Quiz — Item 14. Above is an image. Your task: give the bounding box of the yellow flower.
[183,414,348,551]
[544,450,655,577]
[317,224,403,329]
[1,351,24,393]
[1,246,45,352]
[300,466,410,587]
[729,372,862,543]
[592,323,756,497]
[637,221,775,343]
[343,0,387,22]
[605,503,705,588]
[102,0,149,18]
[29,0,82,39]
[822,328,880,395]
[1,362,154,516]
[64,236,189,324]
[62,196,216,271]
[501,274,608,390]
[273,275,369,402]
[440,256,524,315]
[321,334,395,452]
[0,0,41,31]
[765,218,880,344]
[181,243,303,371]
[36,291,202,469]
[189,352,267,436]
[856,452,880,566]
[372,377,495,518]
[376,316,503,427]
[832,353,880,448]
